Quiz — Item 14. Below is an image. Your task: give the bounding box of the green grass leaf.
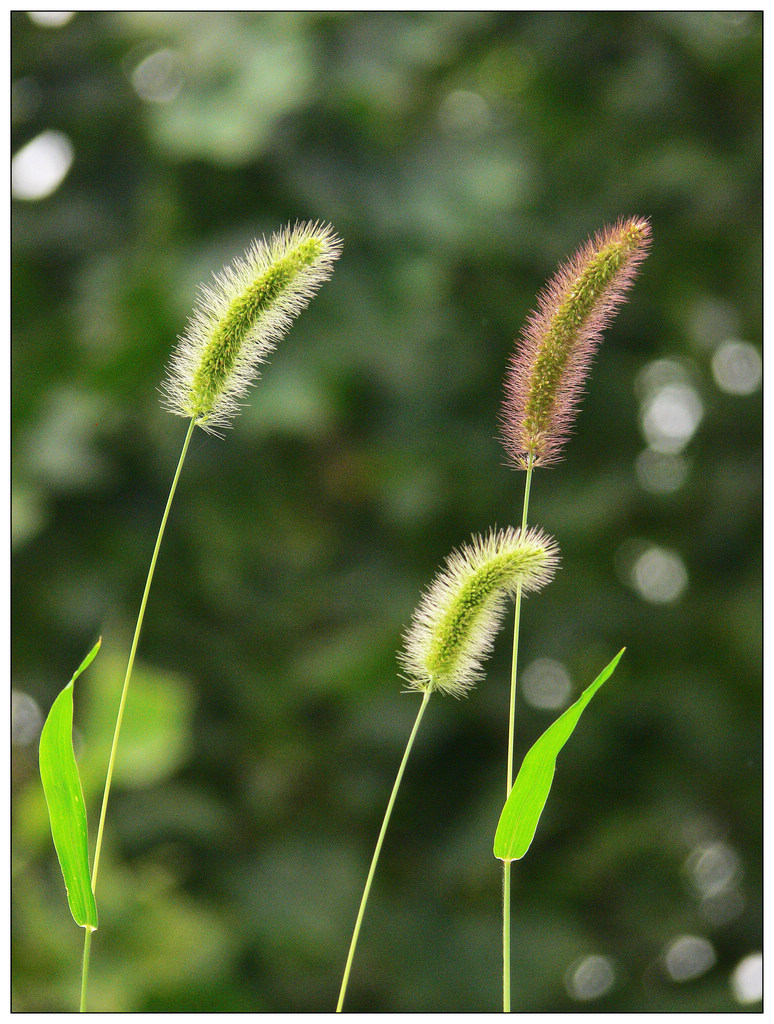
[494,648,625,862]
[39,638,101,929]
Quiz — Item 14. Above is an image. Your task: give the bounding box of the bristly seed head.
[501,217,651,469]
[399,526,559,698]
[162,221,342,433]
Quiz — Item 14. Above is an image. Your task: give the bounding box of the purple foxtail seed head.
[501,217,651,469]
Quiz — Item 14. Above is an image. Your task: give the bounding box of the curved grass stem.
[80,417,197,1011]
[502,457,534,1013]
[337,687,432,1012]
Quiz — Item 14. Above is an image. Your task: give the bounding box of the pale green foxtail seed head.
[163,221,342,432]
[399,526,559,698]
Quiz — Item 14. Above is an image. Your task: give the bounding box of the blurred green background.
[11,11,761,1013]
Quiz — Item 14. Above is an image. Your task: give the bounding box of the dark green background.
[12,11,761,1012]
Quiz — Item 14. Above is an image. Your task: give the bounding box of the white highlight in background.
[632,546,688,604]
[711,340,761,395]
[521,658,573,710]
[663,934,716,982]
[730,952,762,1004]
[28,11,75,28]
[131,48,183,104]
[12,130,74,201]
[565,954,616,1000]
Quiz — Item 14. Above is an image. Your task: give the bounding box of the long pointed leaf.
[494,648,625,862]
[39,639,101,929]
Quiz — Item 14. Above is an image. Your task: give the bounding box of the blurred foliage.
[12,11,761,1013]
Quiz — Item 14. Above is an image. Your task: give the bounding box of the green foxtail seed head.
[501,217,651,468]
[399,526,559,698]
[163,221,341,432]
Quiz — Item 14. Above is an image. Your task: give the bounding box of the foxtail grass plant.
[336,526,559,1012]
[39,221,341,1011]
[496,217,651,1011]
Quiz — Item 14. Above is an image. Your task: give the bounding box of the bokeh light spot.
[688,296,740,351]
[711,340,761,395]
[437,89,492,135]
[635,357,688,402]
[565,954,616,1000]
[27,11,75,28]
[521,658,573,710]
[12,484,48,550]
[636,359,703,453]
[12,691,43,747]
[700,886,745,927]
[636,448,689,494]
[684,840,745,926]
[686,840,741,898]
[632,546,688,604]
[730,952,762,1004]
[12,130,74,201]
[664,934,716,982]
[131,48,183,104]
[641,382,703,453]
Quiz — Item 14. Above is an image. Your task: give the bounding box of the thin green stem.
[80,417,197,1012]
[505,463,533,792]
[502,456,534,1013]
[337,687,432,1012]
[80,926,94,1012]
